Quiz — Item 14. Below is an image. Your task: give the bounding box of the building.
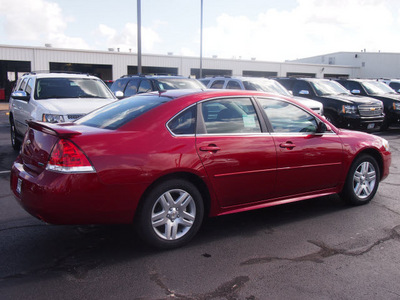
[289,51,400,79]
[0,44,362,101]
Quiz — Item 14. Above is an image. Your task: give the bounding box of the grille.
[358,105,383,117]
[67,114,85,120]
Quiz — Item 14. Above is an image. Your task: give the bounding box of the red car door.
[257,97,344,197]
[196,97,277,208]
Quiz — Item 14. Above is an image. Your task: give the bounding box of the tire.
[136,179,204,249]
[341,155,380,206]
[379,118,389,131]
[10,116,21,151]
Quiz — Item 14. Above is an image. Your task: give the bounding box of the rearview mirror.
[316,122,332,133]
[351,89,361,94]
[299,90,310,95]
[11,91,30,101]
[114,91,124,99]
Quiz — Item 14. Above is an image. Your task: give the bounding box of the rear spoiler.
[27,121,82,138]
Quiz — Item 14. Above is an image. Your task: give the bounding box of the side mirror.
[397,89,400,93]
[114,91,124,99]
[351,89,361,94]
[299,90,310,95]
[316,122,332,133]
[11,91,30,101]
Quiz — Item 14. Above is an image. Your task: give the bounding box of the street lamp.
[200,0,203,78]
[137,0,142,74]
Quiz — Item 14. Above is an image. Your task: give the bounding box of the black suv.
[110,75,204,99]
[275,78,384,131]
[336,79,400,130]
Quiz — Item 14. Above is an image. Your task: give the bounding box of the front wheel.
[136,179,204,249]
[341,155,380,206]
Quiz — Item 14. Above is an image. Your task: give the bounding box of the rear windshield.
[75,94,172,129]
[154,78,204,90]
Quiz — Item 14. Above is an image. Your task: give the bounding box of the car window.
[259,98,318,133]
[210,80,225,89]
[201,98,261,134]
[110,78,128,93]
[154,78,204,90]
[124,79,140,97]
[226,80,241,90]
[18,78,28,91]
[389,82,400,92]
[292,81,311,96]
[35,78,114,99]
[167,106,197,135]
[346,81,362,93]
[75,94,171,130]
[138,79,152,93]
[25,78,34,96]
[199,79,210,87]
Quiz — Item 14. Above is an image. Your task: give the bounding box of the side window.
[201,98,261,134]
[292,81,311,96]
[25,78,34,96]
[347,81,362,93]
[259,98,318,133]
[138,79,152,93]
[168,106,197,135]
[18,78,28,91]
[226,80,241,90]
[210,80,225,89]
[124,79,140,97]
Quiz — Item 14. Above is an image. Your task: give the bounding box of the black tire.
[379,118,389,131]
[136,179,204,249]
[341,154,380,206]
[10,116,21,151]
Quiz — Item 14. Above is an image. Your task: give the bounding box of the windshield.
[75,94,172,129]
[310,80,351,96]
[35,78,115,100]
[362,81,396,94]
[154,78,204,90]
[243,79,292,96]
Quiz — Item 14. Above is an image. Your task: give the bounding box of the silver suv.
[9,72,117,150]
[199,76,324,116]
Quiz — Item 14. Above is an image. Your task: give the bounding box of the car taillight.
[46,139,95,173]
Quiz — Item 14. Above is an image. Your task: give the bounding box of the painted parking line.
[0,170,11,174]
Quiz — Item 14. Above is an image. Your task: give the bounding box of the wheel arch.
[134,171,212,221]
[352,148,384,181]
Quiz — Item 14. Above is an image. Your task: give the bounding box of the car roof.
[22,72,100,79]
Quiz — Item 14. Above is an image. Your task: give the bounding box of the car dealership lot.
[0,105,400,299]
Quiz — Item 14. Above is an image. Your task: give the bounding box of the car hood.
[37,98,116,114]
[369,93,400,102]
[321,94,381,105]
[293,96,322,108]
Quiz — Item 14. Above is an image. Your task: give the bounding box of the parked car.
[379,79,400,93]
[199,76,324,115]
[103,80,114,89]
[275,78,385,131]
[10,89,391,249]
[110,75,204,99]
[9,72,117,150]
[336,79,400,130]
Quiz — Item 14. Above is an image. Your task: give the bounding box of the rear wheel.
[137,179,204,249]
[341,154,380,206]
[10,116,21,151]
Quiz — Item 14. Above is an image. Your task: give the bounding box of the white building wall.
[1,44,356,80]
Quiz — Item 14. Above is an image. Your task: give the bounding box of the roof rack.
[23,70,92,76]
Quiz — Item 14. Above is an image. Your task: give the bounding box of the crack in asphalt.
[0,223,47,233]
[148,271,250,300]
[240,225,400,265]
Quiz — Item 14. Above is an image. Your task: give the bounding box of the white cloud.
[0,0,88,48]
[202,0,399,61]
[96,23,161,52]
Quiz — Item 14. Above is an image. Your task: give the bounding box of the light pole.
[199,0,203,78]
[137,0,142,74]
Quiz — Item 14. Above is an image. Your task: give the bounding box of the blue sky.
[1,0,400,61]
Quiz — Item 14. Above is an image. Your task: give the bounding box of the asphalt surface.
[0,105,400,299]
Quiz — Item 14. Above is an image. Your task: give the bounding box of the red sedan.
[10,89,391,248]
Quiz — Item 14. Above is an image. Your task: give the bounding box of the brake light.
[46,139,95,173]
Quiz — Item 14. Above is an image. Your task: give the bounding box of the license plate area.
[16,178,22,194]
[367,123,375,129]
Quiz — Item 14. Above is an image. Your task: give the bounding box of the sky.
[0,0,400,62]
